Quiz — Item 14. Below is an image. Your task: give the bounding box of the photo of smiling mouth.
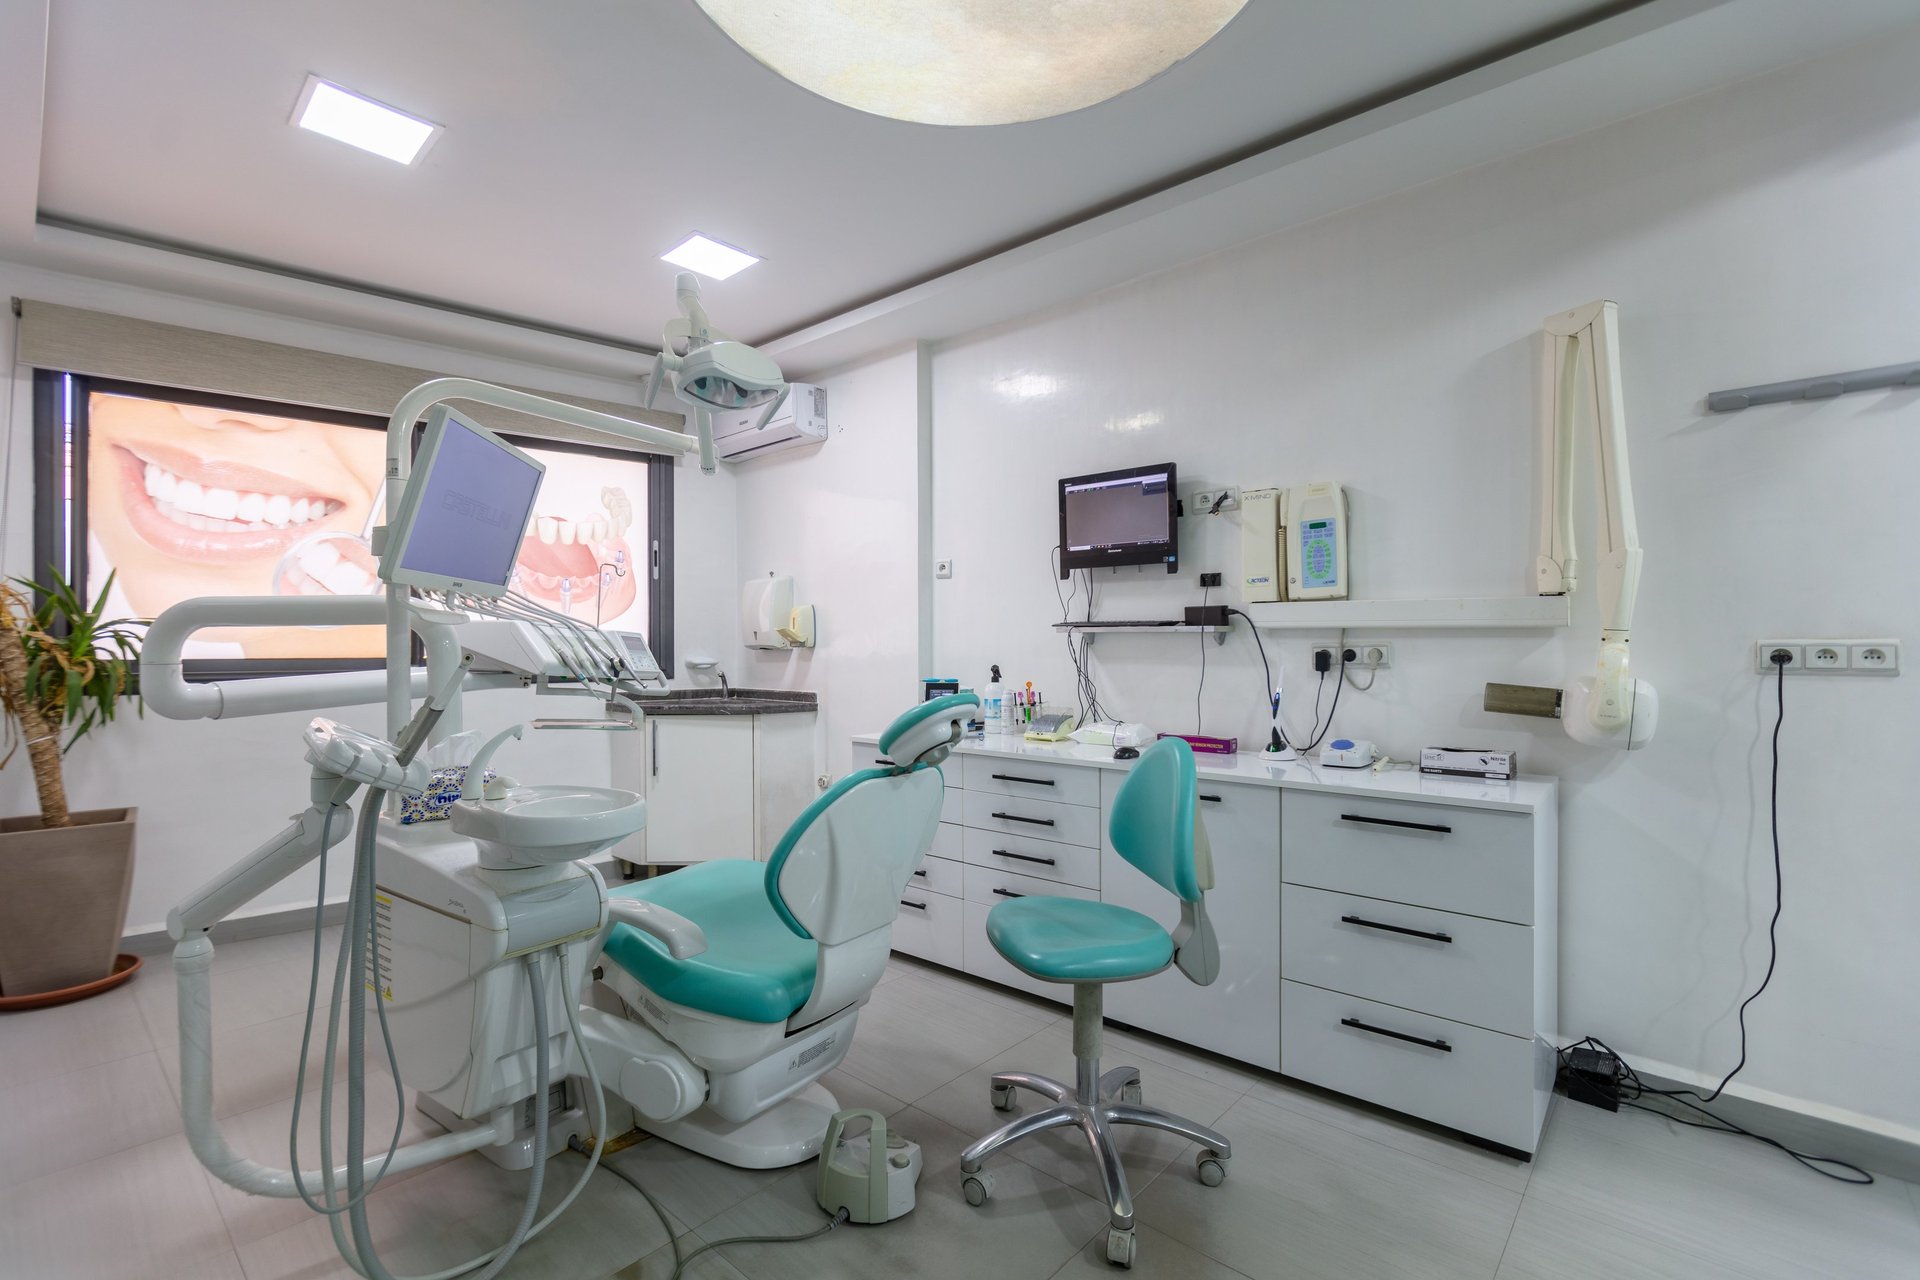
[116,443,351,561]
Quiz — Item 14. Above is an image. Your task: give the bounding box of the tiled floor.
[3,933,1917,1279]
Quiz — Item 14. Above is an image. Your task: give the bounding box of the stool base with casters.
[958,982,1231,1269]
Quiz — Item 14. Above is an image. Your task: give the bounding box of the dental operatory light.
[660,233,761,281]
[646,272,790,472]
[694,0,1249,126]
[291,75,441,165]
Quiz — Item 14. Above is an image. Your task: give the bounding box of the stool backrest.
[1107,737,1221,985]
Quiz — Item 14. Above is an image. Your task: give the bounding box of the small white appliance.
[1287,482,1349,601]
[1240,486,1283,603]
[1072,721,1153,748]
[1319,737,1377,768]
[741,574,816,649]
[816,1109,922,1224]
[713,381,828,461]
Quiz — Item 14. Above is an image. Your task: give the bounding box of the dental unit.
[142,302,962,1275]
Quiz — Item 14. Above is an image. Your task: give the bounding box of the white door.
[1100,776,1281,1070]
[645,717,755,863]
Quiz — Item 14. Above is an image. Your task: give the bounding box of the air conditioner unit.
[711,382,827,462]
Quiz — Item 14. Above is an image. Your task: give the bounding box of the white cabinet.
[645,717,755,862]
[1100,776,1281,1071]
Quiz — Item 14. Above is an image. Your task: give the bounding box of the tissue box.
[1419,747,1516,781]
[398,765,495,824]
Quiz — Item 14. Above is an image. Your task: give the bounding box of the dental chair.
[584,693,978,1169]
[957,736,1231,1269]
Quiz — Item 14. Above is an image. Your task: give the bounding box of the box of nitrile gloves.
[1419,747,1516,781]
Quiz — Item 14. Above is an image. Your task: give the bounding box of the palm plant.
[0,570,143,828]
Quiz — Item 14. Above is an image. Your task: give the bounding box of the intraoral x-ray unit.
[145,328,962,1275]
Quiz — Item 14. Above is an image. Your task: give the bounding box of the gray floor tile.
[0,1049,182,1188]
[615,1232,752,1278]
[692,1105,1110,1280]
[136,953,320,1040]
[1524,1095,1920,1279]
[0,1134,235,1280]
[1049,1221,1256,1279]
[1097,1020,1269,1097]
[1244,1075,1534,1195]
[0,979,155,1092]
[595,1130,796,1234]
[905,958,1073,1023]
[916,1020,1242,1202]
[161,1250,247,1280]
[822,1065,912,1116]
[1495,1194,1754,1279]
[837,971,1055,1103]
[1134,1089,1523,1280]
[149,1003,363,1119]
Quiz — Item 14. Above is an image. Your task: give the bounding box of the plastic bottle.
[983,665,1005,734]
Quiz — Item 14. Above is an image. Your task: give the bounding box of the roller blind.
[13,299,686,450]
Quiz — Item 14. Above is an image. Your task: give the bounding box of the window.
[32,373,676,678]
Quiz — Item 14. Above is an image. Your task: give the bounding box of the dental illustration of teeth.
[144,461,339,531]
[292,538,379,595]
[530,488,632,546]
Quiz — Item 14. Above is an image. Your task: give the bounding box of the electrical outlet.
[934,558,953,579]
[1192,487,1239,513]
[1315,640,1391,669]
[1199,572,1223,588]
[1756,639,1900,675]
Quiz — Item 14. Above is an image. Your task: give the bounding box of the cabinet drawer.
[930,821,963,860]
[1282,790,1534,923]
[962,863,1099,908]
[963,900,1072,1007]
[939,784,963,826]
[963,755,1101,808]
[909,852,964,898]
[1281,885,1533,1037]
[894,885,962,969]
[963,791,1101,849]
[1281,980,1541,1152]
[963,826,1101,890]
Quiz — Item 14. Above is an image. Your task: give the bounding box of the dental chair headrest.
[878,693,979,770]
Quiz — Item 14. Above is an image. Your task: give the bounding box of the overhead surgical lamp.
[645,272,790,473]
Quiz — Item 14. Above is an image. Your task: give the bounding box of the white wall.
[0,261,735,934]
[928,31,1920,1136]
[730,346,922,779]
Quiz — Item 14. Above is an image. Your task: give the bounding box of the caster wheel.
[991,1084,1017,1112]
[1105,1227,1137,1268]
[1197,1154,1228,1187]
[961,1171,994,1206]
[1119,1081,1143,1106]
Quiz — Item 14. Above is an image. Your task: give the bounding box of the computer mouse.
[1113,746,1140,760]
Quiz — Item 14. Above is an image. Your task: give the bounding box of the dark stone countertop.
[637,688,818,716]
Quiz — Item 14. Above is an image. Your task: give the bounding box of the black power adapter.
[1184,604,1229,626]
[1558,1045,1622,1111]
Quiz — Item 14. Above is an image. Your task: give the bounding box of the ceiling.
[24,0,1624,350]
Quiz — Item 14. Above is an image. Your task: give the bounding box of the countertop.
[851,730,1555,815]
[640,688,818,716]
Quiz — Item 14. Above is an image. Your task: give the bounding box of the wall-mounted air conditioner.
[712,382,827,462]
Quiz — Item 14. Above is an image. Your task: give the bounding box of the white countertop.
[852,731,1556,815]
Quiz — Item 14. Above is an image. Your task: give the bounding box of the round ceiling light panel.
[695,0,1250,126]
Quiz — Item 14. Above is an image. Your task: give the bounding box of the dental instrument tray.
[1159,732,1239,755]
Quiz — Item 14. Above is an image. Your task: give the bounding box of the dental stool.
[588,694,978,1170]
[958,736,1230,1269]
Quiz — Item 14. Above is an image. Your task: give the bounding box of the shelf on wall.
[1237,596,1569,630]
[1052,622,1230,645]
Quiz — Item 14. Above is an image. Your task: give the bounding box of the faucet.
[716,668,730,699]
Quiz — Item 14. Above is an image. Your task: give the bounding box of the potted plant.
[0,570,143,999]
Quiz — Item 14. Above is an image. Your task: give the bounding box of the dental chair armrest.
[605,898,708,959]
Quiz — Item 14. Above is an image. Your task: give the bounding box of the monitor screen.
[384,408,544,595]
[1058,462,1178,576]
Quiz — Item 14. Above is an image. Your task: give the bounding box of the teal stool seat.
[604,863,817,1024]
[985,898,1173,983]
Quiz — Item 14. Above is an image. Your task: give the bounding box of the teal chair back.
[1107,737,1220,985]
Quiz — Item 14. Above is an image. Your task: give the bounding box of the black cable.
[1224,607,1284,751]
[1194,584,1209,733]
[1295,650,1347,754]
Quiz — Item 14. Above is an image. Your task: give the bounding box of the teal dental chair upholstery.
[959,737,1230,1269]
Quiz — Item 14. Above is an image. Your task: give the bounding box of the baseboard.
[1563,1044,1920,1184]
[121,900,349,955]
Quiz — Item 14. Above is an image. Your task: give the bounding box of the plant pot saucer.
[0,953,142,1012]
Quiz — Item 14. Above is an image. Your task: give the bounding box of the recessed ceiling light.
[660,233,761,281]
[292,75,442,165]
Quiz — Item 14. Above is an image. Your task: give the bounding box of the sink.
[450,784,647,868]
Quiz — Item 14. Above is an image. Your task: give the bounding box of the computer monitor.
[380,405,545,597]
[1058,462,1178,577]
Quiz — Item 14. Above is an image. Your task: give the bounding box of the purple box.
[1158,732,1239,755]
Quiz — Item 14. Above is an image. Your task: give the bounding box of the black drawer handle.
[992,849,1057,866]
[1340,1017,1452,1052]
[912,869,928,878]
[1340,914,1453,944]
[992,811,1056,828]
[1199,793,1222,803]
[991,773,1056,787]
[991,887,1025,899]
[899,898,928,911]
[1339,813,1452,835]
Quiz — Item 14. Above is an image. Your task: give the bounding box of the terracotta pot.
[0,807,137,997]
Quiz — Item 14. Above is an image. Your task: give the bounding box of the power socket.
[1754,639,1900,675]
[1199,572,1223,588]
[1314,640,1391,669]
[1192,488,1239,513]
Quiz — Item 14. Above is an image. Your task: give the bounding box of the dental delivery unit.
[142,278,958,1277]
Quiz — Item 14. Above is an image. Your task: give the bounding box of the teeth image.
[153,469,177,502]
[320,562,373,594]
[144,464,163,497]
[302,542,342,573]
[173,480,205,514]
[264,494,292,526]
[236,492,266,522]
[590,515,609,542]
[557,519,575,546]
[537,516,558,544]
[202,488,240,520]
[291,498,314,524]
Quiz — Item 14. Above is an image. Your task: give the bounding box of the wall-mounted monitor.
[381,405,545,597]
[1058,462,1178,577]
